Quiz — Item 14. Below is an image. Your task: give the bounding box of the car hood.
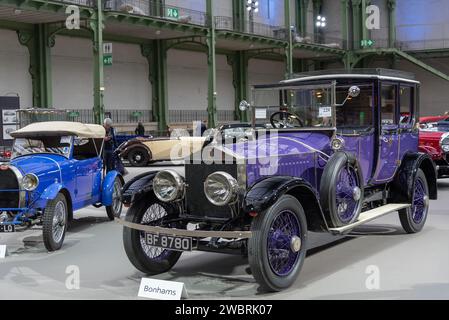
[11,154,65,178]
[219,131,331,160]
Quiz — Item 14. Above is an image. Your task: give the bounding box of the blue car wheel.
[42,193,68,252]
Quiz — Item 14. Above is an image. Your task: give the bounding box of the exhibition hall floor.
[1,166,449,300]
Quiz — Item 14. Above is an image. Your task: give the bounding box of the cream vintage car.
[117,135,207,166]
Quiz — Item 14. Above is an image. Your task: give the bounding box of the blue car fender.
[102,170,121,206]
[41,183,64,201]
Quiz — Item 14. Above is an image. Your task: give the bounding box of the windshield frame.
[12,135,74,159]
[250,81,338,132]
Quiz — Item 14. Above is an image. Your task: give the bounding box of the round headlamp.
[440,133,449,152]
[153,170,184,202]
[22,173,39,191]
[331,138,345,151]
[204,172,239,206]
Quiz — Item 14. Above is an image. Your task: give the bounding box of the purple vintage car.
[118,69,437,292]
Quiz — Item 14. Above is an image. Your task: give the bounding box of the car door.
[373,83,400,183]
[73,139,101,205]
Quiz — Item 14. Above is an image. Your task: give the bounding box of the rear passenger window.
[399,86,413,125]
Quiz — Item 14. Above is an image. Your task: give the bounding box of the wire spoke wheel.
[139,203,170,260]
[267,210,301,277]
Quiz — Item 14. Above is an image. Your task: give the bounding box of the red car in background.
[419,115,449,178]
[0,148,11,162]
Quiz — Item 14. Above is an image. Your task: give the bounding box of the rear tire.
[123,195,182,275]
[43,193,68,252]
[128,148,149,167]
[399,169,429,233]
[248,195,308,292]
[106,177,123,220]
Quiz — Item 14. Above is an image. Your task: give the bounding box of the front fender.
[243,176,328,232]
[102,170,122,206]
[40,183,63,201]
[121,171,158,206]
[243,176,315,213]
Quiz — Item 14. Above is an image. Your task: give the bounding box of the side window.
[336,85,374,130]
[73,138,98,160]
[381,84,397,126]
[399,86,414,126]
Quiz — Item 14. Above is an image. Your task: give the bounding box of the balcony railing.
[169,109,235,124]
[55,0,95,6]
[215,16,284,39]
[104,0,208,26]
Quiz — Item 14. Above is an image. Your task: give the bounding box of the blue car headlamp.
[22,173,39,191]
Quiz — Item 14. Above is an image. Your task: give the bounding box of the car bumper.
[116,218,252,239]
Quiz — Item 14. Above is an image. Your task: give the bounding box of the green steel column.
[361,0,368,44]
[91,0,105,125]
[206,0,217,128]
[227,52,249,122]
[141,41,168,132]
[387,0,397,48]
[351,0,362,50]
[296,0,309,37]
[285,0,293,78]
[340,0,349,50]
[17,25,53,108]
[232,0,245,32]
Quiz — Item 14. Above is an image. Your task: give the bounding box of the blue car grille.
[0,168,19,208]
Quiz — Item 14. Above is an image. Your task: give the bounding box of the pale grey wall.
[396,0,449,49]
[166,49,235,111]
[52,36,150,110]
[0,29,32,107]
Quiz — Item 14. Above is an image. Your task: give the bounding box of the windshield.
[253,84,334,128]
[13,136,73,158]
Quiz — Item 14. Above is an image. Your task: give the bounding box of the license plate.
[0,225,15,233]
[145,233,192,251]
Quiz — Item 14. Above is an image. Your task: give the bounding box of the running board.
[328,203,410,234]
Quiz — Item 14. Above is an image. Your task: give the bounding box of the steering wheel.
[270,111,304,129]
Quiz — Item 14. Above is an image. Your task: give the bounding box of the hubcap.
[135,154,142,161]
[52,201,66,243]
[290,236,302,253]
[267,210,301,277]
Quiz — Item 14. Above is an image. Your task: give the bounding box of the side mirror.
[239,100,250,112]
[336,86,360,106]
[348,86,361,98]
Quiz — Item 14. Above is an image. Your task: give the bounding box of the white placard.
[138,278,187,300]
[255,108,267,119]
[0,245,6,259]
[318,106,332,118]
[103,43,113,54]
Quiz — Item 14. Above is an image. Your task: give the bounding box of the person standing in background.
[200,120,207,136]
[103,118,117,173]
[135,122,145,136]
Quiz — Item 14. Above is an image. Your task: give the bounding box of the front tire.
[399,169,429,233]
[106,177,123,220]
[123,195,182,275]
[248,195,308,292]
[42,193,68,252]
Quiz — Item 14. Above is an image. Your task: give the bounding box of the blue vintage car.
[0,121,123,251]
[118,69,437,292]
